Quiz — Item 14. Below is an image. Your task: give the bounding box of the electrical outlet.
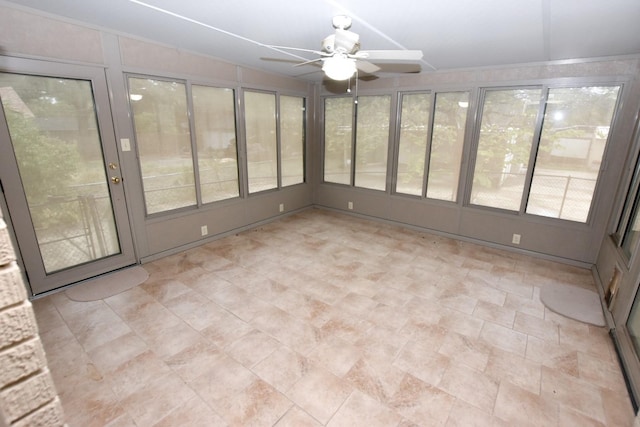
[512,233,521,245]
[348,201,353,210]
[201,225,208,236]
[279,203,284,212]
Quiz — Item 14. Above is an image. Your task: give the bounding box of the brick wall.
[0,212,65,426]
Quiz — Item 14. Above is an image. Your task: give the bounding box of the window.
[526,86,620,222]
[396,93,431,196]
[324,97,354,185]
[469,85,620,223]
[192,85,239,204]
[427,92,469,202]
[470,88,542,211]
[354,95,391,191]
[244,91,278,193]
[322,95,390,190]
[280,95,305,187]
[129,77,197,214]
[622,191,640,260]
[615,124,640,260]
[395,91,470,199]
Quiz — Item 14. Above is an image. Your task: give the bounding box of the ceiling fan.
[269,15,424,81]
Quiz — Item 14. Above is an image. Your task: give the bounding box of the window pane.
[626,288,640,356]
[470,88,541,211]
[129,78,196,214]
[355,95,391,191]
[617,147,640,259]
[622,193,640,259]
[396,93,430,196]
[192,85,239,203]
[527,86,620,222]
[281,95,305,186]
[324,97,353,185]
[427,92,469,201]
[245,91,277,193]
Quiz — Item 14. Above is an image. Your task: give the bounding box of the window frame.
[613,118,640,264]
[190,83,241,205]
[322,95,356,186]
[353,93,393,192]
[242,89,279,194]
[279,93,307,188]
[465,82,623,225]
[322,92,395,191]
[393,90,433,198]
[465,85,545,215]
[241,88,307,196]
[127,75,308,218]
[392,89,473,202]
[127,74,199,216]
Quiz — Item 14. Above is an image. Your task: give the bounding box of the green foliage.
[5,109,80,204]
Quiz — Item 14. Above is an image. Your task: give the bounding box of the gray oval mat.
[65,266,149,302]
[540,283,606,327]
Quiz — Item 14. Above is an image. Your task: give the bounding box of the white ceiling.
[4,0,640,81]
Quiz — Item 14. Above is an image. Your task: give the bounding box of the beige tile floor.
[32,208,635,426]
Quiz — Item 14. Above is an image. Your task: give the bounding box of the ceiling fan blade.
[294,57,323,67]
[356,50,424,61]
[355,60,380,74]
[376,63,422,73]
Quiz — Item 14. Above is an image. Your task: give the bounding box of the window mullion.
[186,82,203,207]
[276,93,282,189]
[350,96,357,187]
[422,91,437,198]
[520,86,548,214]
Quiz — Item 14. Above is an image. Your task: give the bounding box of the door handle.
[111,176,121,184]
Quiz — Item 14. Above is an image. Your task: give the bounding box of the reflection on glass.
[192,85,239,203]
[627,288,640,357]
[245,91,277,193]
[527,86,620,222]
[427,92,469,202]
[324,97,353,185]
[622,201,640,259]
[129,78,196,214]
[280,95,305,187]
[0,73,120,273]
[470,88,542,211]
[355,95,391,191]
[396,93,430,196]
[621,153,640,259]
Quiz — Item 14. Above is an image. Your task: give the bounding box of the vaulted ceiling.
[4,0,640,80]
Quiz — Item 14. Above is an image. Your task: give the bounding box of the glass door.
[0,58,135,295]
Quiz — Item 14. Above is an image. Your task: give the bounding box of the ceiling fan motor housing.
[322,34,336,53]
[322,29,361,55]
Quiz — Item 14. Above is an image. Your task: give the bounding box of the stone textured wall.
[0,213,65,426]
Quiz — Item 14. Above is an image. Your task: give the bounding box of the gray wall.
[315,61,640,266]
[2,3,640,270]
[0,4,314,265]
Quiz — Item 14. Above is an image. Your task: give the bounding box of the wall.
[0,4,315,275]
[105,34,315,260]
[1,2,640,279]
[315,59,640,265]
[594,59,640,319]
[0,211,65,426]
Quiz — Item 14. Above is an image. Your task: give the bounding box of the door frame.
[0,56,137,296]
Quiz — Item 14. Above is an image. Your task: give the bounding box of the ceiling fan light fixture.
[322,56,356,80]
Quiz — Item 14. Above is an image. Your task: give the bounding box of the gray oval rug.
[540,283,606,327]
[65,266,149,302]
